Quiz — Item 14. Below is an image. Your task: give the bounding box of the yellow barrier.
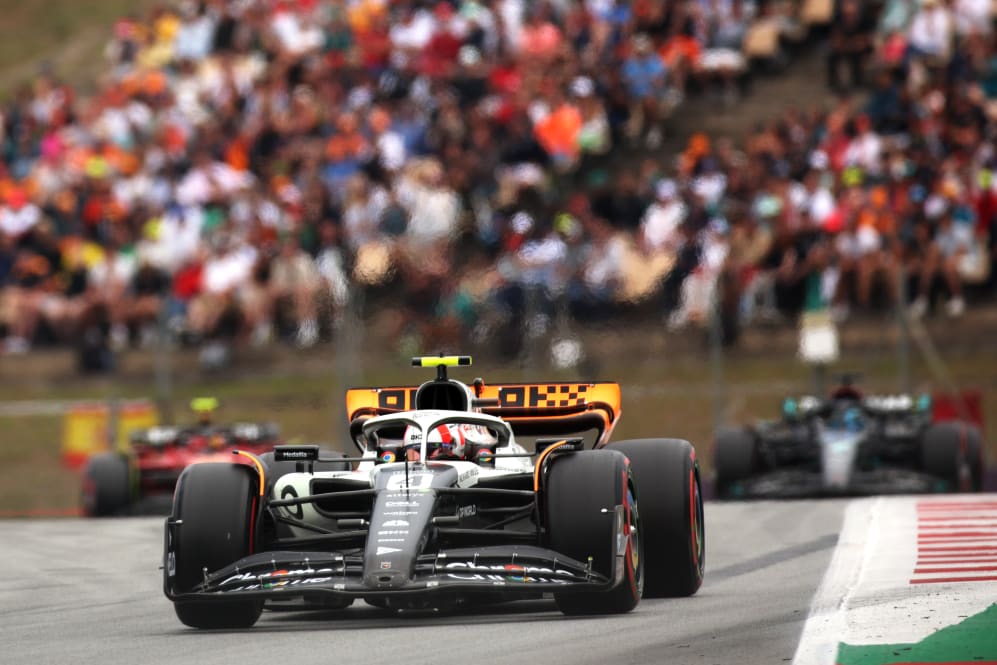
[61,401,159,468]
[62,403,110,469]
[116,401,159,453]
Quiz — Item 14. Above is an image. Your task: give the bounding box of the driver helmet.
[190,396,219,427]
[404,424,467,461]
[457,423,499,464]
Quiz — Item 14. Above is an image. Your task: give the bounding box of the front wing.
[164,545,618,603]
[731,468,946,499]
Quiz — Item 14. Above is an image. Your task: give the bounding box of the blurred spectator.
[827,0,875,93]
[908,212,970,318]
[621,33,672,147]
[4,0,997,363]
[270,235,321,347]
[907,0,954,66]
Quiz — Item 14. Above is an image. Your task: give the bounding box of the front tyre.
[81,453,131,517]
[545,450,643,615]
[169,463,263,629]
[713,427,758,499]
[922,422,984,492]
[606,439,704,597]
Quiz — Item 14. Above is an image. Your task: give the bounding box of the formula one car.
[163,356,704,628]
[714,377,985,498]
[81,398,292,516]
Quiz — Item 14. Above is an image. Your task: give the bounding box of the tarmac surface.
[1,500,847,665]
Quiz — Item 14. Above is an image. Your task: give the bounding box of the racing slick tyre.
[922,422,984,492]
[713,427,758,499]
[170,463,264,629]
[607,439,705,597]
[81,453,131,517]
[545,449,643,615]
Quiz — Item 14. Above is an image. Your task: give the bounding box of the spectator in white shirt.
[640,179,687,255]
[907,0,954,63]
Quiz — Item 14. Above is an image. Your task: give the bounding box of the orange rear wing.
[345,382,622,447]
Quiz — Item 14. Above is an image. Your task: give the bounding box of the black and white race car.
[714,378,985,499]
[163,356,705,628]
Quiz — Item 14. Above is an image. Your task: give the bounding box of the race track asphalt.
[0,500,847,665]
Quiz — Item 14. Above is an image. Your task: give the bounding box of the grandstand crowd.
[0,0,996,364]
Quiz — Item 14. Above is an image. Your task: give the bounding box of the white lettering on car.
[442,562,574,584]
[219,568,337,591]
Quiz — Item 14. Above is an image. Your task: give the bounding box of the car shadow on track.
[161,598,641,633]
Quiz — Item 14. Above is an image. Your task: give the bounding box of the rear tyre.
[966,427,984,492]
[714,427,757,499]
[170,463,264,629]
[81,453,131,517]
[922,422,983,492]
[607,439,704,597]
[546,450,643,615]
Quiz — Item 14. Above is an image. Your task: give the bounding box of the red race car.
[81,398,282,516]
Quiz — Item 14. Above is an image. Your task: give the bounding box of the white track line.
[793,495,997,664]
[792,498,876,665]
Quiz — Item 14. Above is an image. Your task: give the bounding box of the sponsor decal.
[457,468,478,485]
[280,485,304,519]
[377,530,409,536]
[279,450,312,459]
[376,388,418,410]
[387,472,433,490]
[442,561,574,584]
[383,511,418,516]
[380,451,397,463]
[376,547,401,555]
[380,561,392,569]
[498,384,589,408]
[166,552,176,577]
[376,538,405,543]
[385,501,420,507]
[220,568,336,591]
[382,519,409,527]
[457,505,477,520]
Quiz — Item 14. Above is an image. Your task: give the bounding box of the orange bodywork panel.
[345,382,622,447]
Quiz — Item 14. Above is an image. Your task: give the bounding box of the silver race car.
[714,377,985,498]
[163,356,705,628]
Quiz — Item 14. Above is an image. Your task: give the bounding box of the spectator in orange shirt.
[534,89,582,171]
